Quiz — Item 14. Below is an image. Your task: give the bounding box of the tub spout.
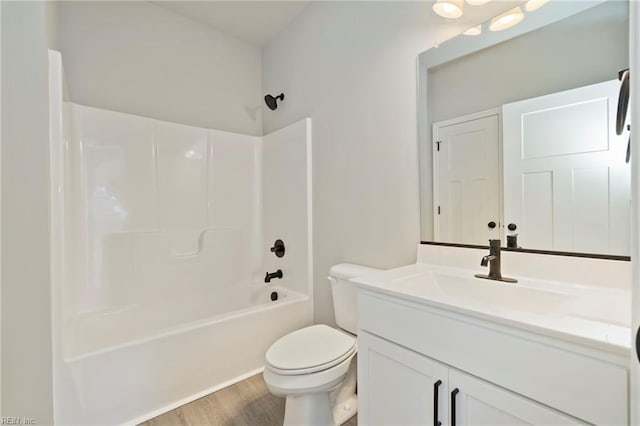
[265,269,283,283]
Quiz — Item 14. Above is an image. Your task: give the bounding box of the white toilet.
[263,263,381,426]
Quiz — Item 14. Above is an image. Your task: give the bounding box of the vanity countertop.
[353,263,631,356]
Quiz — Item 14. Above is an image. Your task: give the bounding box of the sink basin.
[433,273,574,315]
[393,271,574,316]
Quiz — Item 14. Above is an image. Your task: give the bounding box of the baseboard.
[123,366,266,426]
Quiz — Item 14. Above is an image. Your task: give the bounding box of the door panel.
[503,79,630,255]
[521,171,553,249]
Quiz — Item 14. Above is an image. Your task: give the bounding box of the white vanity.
[354,245,630,425]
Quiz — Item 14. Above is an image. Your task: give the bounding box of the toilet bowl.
[264,325,357,426]
[263,263,381,426]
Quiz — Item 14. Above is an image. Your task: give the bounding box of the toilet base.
[330,356,357,424]
[283,392,337,426]
[281,357,358,426]
[332,395,357,425]
[282,393,357,426]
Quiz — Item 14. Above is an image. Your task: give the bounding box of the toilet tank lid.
[329,263,382,280]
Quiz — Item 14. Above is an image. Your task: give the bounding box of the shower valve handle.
[270,239,286,258]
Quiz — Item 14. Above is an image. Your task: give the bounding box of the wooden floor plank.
[140,373,357,426]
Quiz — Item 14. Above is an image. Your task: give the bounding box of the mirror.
[418,0,630,257]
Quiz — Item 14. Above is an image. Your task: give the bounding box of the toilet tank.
[329,263,382,335]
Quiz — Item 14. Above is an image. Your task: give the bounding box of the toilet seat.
[266,325,356,375]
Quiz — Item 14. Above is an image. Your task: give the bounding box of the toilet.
[263,263,381,426]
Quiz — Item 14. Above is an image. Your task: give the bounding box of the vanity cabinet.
[357,330,449,426]
[357,290,629,425]
[358,331,581,426]
[447,368,581,426]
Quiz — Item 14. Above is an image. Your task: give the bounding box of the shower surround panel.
[69,104,261,326]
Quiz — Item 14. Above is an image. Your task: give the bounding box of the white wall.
[57,1,263,136]
[262,1,500,325]
[428,1,628,125]
[1,1,53,422]
[45,0,58,50]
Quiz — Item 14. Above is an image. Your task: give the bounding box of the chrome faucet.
[475,239,517,283]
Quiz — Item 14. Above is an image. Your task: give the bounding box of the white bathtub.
[56,286,310,425]
[67,285,303,360]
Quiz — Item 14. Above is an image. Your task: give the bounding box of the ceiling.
[152,1,528,48]
[153,1,310,46]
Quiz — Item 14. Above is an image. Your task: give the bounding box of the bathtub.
[56,286,311,425]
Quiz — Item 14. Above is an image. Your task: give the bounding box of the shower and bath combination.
[49,50,311,422]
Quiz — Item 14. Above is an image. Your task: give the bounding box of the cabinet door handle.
[433,380,442,426]
[451,388,460,426]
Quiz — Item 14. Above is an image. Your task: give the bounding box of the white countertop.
[353,263,631,356]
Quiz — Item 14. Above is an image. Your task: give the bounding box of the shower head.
[265,93,285,110]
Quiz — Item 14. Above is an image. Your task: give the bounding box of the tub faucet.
[475,239,517,283]
[265,269,283,283]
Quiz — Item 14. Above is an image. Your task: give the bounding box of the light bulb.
[525,0,549,12]
[463,25,482,36]
[489,6,524,31]
[433,0,464,19]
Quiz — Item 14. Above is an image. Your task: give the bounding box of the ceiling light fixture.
[463,25,482,36]
[433,0,464,19]
[489,6,524,31]
[525,0,549,12]
[466,0,491,5]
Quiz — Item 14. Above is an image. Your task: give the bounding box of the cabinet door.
[448,369,584,425]
[358,331,449,426]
